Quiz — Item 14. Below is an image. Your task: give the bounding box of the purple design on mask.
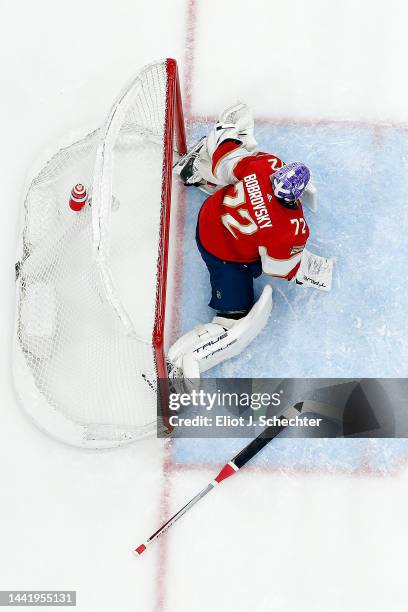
[272,162,311,202]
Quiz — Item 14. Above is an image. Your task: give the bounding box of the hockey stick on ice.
[134,403,302,555]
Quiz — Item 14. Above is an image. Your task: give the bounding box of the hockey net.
[13,59,187,448]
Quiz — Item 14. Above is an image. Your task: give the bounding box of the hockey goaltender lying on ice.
[170,103,334,379]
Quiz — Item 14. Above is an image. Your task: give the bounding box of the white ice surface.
[166,466,408,612]
[2,1,408,611]
[193,0,408,124]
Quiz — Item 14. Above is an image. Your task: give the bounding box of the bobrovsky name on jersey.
[243,174,272,229]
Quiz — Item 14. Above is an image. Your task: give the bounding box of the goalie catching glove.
[296,249,333,291]
[168,285,272,379]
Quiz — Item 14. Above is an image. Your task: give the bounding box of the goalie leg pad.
[167,285,273,378]
[218,103,257,151]
[167,321,226,373]
[207,102,257,158]
[174,103,258,192]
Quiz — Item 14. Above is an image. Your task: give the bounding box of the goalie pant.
[196,225,262,314]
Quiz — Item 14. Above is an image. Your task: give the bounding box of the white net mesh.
[13,60,185,448]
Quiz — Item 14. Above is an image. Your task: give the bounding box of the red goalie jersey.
[198,141,310,279]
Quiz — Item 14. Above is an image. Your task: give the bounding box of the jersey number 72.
[220,183,258,239]
[290,218,307,235]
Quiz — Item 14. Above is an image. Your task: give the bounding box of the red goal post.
[154,59,187,394]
